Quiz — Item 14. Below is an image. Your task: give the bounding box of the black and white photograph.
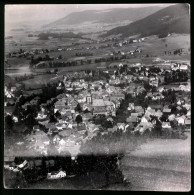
[4,3,191,191]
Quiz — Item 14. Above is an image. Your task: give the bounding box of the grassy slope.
[104,4,190,38]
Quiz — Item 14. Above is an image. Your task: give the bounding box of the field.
[121,132,191,191]
[134,34,190,59]
[5,33,190,70]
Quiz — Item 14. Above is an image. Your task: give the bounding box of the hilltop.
[44,6,164,28]
[102,4,190,38]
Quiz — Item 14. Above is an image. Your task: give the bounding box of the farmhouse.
[47,170,66,179]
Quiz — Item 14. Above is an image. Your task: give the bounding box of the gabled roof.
[134,106,143,110]
[126,116,138,123]
[108,126,117,132]
[162,122,171,127]
[58,130,72,137]
[77,124,87,131]
[163,108,171,113]
[131,113,139,117]
[92,99,105,107]
[185,119,191,125]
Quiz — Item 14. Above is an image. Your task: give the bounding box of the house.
[36,112,48,121]
[117,123,126,131]
[186,110,191,118]
[128,103,135,111]
[47,170,66,179]
[28,131,50,154]
[158,87,165,93]
[171,63,180,71]
[183,103,191,111]
[82,113,93,122]
[139,122,153,134]
[101,131,109,136]
[163,108,171,115]
[145,107,155,116]
[112,100,120,109]
[18,160,28,169]
[77,123,87,134]
[33,125,40,132]
[179,65,188,71]
[175,116,185,125]
[110,93,125,101]
[152,92,164,100]
[141,115,150,123]
[104,101,115,111]
[92,99,107,115]
[168,114,176,121]
[87,123,99,133]
[56,123,65,131]
[53,134,61,143]
[134,106,144,116]
[126,116,138,123]
[162,122,171,129]
[11,86,17,92]
[58,129,72,137]
[185,119,191,128]
[149,77,159,87]
[131,113,139,117]
[125,123,135,132]
[108,126,118,133]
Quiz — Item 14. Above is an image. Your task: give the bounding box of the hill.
[102,4,190,38]
[44,6,164,28]
[5,75,15,85]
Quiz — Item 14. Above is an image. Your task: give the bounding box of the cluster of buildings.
[4,57,191,159]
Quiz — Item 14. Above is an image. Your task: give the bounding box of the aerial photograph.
[4,3,190,191]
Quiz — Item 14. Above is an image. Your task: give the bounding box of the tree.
[75,103,82,112]
[49,114,57,123]
[55,111,61,117]
[94,86,99,91]
[5,115,14,129]
[75,115,83,124]
[170,120,178,129]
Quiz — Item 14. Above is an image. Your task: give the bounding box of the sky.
[5,4,173,24]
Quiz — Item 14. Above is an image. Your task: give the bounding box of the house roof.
[104,101,114,106]
[108,126,117,132]
[162,122,171,126]
[117,123,125,127]
[163,108,171,113]
[134,106,143,110]
[131,113,139,117]
[185,119,191,125]
[58,130,72,137]
[33,125,40,129]
[126,116,138,123]
[149,104,163,109]
[92,99,105,107]
[93,106,107,113]
[77,124,87,131]
[53,134,60,140]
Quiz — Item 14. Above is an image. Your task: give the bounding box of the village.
[4,55,191,178]
[3,3,191,191]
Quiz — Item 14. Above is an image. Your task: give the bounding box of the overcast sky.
[5,4,173,24]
